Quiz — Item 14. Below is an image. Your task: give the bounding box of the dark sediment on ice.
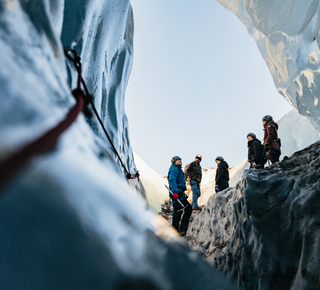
[186,141,320,290]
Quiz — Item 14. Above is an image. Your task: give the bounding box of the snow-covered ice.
[133,153,169,212]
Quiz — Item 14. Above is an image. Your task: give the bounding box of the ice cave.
[0,0,319,289]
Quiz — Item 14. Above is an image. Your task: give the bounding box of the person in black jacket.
[215,156,229,193]
[247,132,264,169]
[186,154,202,210]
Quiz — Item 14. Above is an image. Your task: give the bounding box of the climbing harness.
[165,185,186,212]
[0,49,139,189]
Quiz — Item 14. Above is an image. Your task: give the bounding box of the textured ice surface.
[0,1,237,289]
[278,109,319,156]
[187,141,320,289]
[218,0,320,132]
[61,0,135,176]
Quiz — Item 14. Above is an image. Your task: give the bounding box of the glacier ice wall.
[61,0,135,175]
[277,109,320,156]
[0,1,237,289]
[218,0,320,132]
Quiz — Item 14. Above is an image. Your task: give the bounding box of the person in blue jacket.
[167,156,192,236]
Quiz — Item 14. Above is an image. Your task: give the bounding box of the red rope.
[0,49,139,189]
[0,96,84,189]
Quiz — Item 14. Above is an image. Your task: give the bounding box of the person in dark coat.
[186,154,202,210]
[247,133,264,169]
[215,156,229,193]
[167,156,192,236]
[262,115,281,163]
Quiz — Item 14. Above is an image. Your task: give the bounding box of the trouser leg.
[172,204,183,231]
[179,201,192,233]
[270,153,280,163]
[197,183,201,200]
[191,181,200,207]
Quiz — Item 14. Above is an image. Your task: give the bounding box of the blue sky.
[126,0,292,176]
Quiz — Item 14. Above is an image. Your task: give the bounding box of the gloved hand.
[172,193,179,200]
[264,144,269,152]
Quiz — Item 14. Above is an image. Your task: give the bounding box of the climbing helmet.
[262,115,273,122]
[247,133,256,139]
[195,154,202,160]
[171,156,181,164]
[215,156,224,162]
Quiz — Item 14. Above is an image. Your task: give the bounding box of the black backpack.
[261,145,268,165]
[277,138,281,147]
[184,164,190,180]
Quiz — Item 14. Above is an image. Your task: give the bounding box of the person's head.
[215,156,224,165]
[195,154,202,162]
[247,132,256,141]
[171,156,182,165]
[262,115,273,126]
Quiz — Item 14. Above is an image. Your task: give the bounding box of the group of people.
[247,115,281,169]
[167,115,281,236]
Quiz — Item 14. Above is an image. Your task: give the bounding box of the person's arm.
[248,144,253,162]
[215,166,222,186]
[168,168,178,193]
[253,141,262,163]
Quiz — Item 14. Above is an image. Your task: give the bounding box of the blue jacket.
[168,164,187,198]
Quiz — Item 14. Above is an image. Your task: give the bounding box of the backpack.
[261,145,268,165]
[277,138,281,147]
[184,164,190,180]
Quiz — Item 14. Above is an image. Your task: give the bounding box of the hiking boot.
[192,206,202,210]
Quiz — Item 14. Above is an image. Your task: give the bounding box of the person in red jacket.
[262,115,281,163]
